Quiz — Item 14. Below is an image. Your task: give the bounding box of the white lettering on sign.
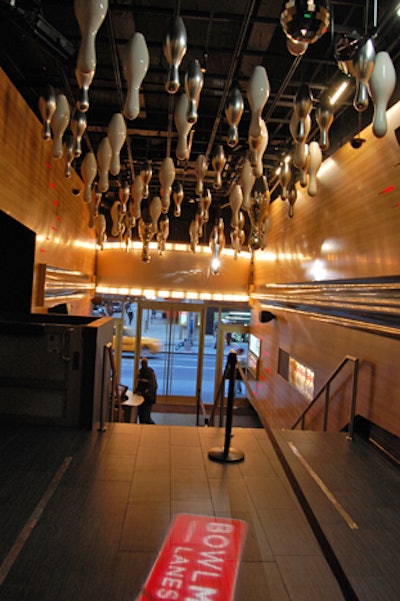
[138,515,247,601]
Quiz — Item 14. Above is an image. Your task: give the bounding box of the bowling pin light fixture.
[185,59,204,124]
[225,86,244,148]
[315,93,334,150]
[353,37,376,112]
[51,94,70,159]
[74,0,108,112]
[122,32,150,121]
[163,16,187,94]
[369,51,397,138]
[39,84,56,141]
[107,112,127,176]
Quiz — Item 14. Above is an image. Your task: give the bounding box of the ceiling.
[1,0,400,246]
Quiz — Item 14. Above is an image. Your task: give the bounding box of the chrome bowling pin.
[369,51,396,138]
[212,145,226,190]
[107,112,126,175]
[74,0,108,112]
[173,182,184,217]
[140,160,152,198]
[229,184,243,229]
[38,84,56,141]
[294,83,313,142]
[130,176,144,222]
[71,109,87,157]
[51,94,70,158]
[316,94,334,150]
[353,37,376,112]
[194,154,208,196]
[290,111,310,168]
[149,195,162,235]
[81,151,97,203]
[185,59,204,124]
[225,87,244,147]
[122,32,149,120]
[163,16,187,94]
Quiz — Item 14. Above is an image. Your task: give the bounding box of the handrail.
[291,355,359,440]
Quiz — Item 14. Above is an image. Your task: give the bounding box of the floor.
[0,420,399,601]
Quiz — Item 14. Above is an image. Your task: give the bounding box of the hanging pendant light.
[281,1,330,45]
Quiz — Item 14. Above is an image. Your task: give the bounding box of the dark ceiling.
[1,0,400,246]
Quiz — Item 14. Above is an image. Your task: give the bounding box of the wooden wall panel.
[250,103,400,439]
[0,69,96,315]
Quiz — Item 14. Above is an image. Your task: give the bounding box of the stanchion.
[208,351,245,463]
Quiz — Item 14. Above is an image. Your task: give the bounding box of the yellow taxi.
[113,326,162,355]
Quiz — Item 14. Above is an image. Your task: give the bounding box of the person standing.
[135,357,158,424]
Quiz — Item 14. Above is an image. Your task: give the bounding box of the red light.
[51,226,57,231]
[49,182,56,190]
[45,162,52,169]
[53,200,59,206]
[380,185,394,194]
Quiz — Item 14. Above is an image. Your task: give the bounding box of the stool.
[121,391,145,423]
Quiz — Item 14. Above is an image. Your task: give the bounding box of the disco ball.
[281,1,330,45]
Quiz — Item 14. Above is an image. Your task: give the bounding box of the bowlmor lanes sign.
[136,513,247,601]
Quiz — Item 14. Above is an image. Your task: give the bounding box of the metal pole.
[323,383,330,431]
[208,351,245,463]
[347,359,359,441]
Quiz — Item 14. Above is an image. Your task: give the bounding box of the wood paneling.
[0,69,96,315]
[251,103,400,439]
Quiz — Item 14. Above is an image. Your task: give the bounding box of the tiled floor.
[0,422,399,601]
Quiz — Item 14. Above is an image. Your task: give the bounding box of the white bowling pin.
[71,109,87,157]
[185,59,204,124]
[195,154,208,196]
[173,182,184,217]
[174,93,193,160]
[225,86,244,147]
[96,136,112,192]
[369,51,397,138]
[107,113,126,175]
[247,66,270,141]
[74,0,108,112]
[240,158,256,212]
[140,160,152,198]
[51,94,70,159]
[38,84,56,140]
[81,151,97,203]
[163,16,187,94]
[159,156,175,212]
[212,145,226,189]
[149,195,162,235]
[308,141,322,197]
[122,32,150,120]
[353,37,376,112]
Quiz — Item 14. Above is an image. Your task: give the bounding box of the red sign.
[136,514,247,601]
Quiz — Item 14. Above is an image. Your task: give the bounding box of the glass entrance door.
[134,300,206,406]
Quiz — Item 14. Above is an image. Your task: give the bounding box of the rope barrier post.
[208,351,245,463]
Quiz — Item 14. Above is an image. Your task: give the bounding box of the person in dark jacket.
[135,357,158,424]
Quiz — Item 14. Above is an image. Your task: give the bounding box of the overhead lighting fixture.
[329,80,349,105]
[280,1,330,45]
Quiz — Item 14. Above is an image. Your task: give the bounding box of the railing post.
[323,383,330,431]
[347,358,359,441]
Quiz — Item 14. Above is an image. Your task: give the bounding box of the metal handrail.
[291,355,359,440]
